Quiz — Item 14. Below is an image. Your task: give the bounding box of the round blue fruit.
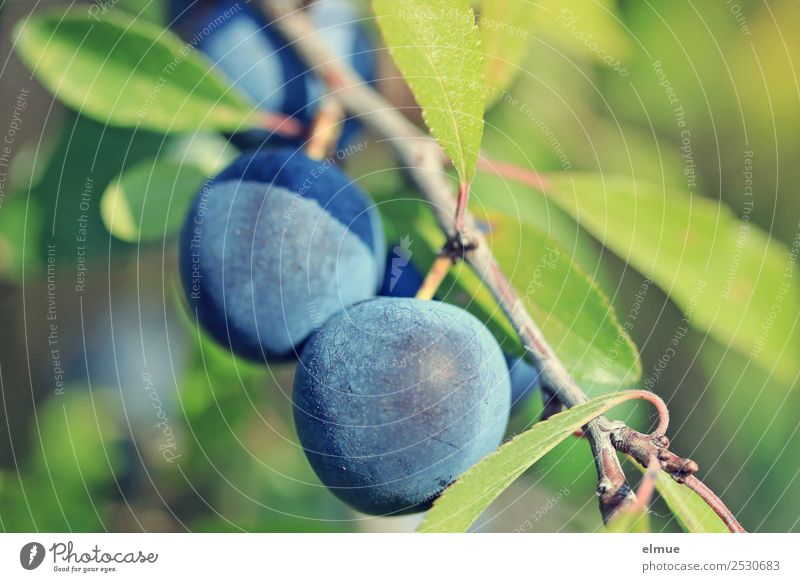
[180,147,385,361]
[377,247,539,412]
[376,247,539,408]
[168,0,377,148]
[293,297,511,515]
[505,355,541,412]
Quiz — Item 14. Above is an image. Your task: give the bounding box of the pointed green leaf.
[479,0,537,108]
[539,173,800,384]
[14,9,262,133]
[419,391,642,532]
[373,0,485,183]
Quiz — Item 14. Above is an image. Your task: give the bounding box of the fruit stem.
[305,99,343,160]
[416,255,453,301]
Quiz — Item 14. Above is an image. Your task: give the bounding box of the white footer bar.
[0,533,797,580]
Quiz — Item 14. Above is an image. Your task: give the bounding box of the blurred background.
[0,0,798,532]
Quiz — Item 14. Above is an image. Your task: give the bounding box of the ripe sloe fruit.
[376,252,538,412]
[377,251,539,412]
[180,148,385,361]
[293,297,511,515]
[168,0,376,148]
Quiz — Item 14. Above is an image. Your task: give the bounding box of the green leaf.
[419,391,642,532]
[478,0,537,108]
[378,196,641,387]
[632,463,729,533]
[100,158,207,242]
[373,0,485,183]
[13,9,262,133]
[534,0,631,67]
[540,173,800,384]
[605,508,651,533]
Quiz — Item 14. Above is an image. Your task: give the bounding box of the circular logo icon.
[20,542,46,570]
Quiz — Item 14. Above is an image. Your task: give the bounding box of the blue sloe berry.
[168,0,377,148]
[180,147,385,361]
[293,297,511,515]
